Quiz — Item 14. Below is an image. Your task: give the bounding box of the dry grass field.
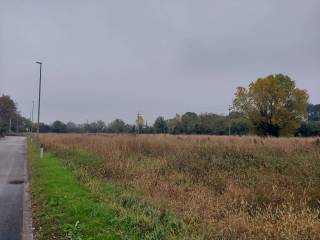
[39,134,320,239]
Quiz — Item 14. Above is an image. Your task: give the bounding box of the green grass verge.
[28,141,187,240]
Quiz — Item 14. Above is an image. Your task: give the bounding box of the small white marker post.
[40,144,44,159]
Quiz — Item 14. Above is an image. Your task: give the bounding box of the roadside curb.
[22,140,34,240]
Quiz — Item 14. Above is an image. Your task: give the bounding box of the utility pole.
[9,119,11,133]
[31,100,34,134]
[36,61,43,143]
[228,105,232,136]
[86,120,89,133]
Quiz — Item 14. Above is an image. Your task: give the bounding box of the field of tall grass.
[40,134,320,239]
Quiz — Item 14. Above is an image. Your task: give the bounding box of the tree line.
[1,74,320,137]
[34,107,319,137]
[37,112,253,135]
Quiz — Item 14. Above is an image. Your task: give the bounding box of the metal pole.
[31,101,34,134]
[228,105,231,136]
[36,62,42,143]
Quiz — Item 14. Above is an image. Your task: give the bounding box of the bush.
[298,121,320,136]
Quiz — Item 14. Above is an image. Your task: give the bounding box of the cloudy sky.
[1,0,319,124]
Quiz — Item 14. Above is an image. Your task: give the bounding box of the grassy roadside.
[28,141,187,240]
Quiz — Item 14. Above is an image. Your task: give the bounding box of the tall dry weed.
[40,134,320,239]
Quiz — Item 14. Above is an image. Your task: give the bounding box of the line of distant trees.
[35,105,320,137]
[38,112,253,135]
[1,74,320,137]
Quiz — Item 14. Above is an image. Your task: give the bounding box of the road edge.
[22,139,34,240]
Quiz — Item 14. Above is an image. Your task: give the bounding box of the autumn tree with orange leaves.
[233,74,309,136]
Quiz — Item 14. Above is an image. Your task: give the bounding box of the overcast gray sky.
[1,0,319,124]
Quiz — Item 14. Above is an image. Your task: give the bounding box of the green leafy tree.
[230,118,253,135]
[51,120,67,133]
[66,122,79,133]
[107,119,126,133]
[88,122,99,133]
[233,74,309,136]
[0,95,17,120]
[0,95,17,135]
[96,120,106,132]
[198,113,227,134]
[167,114,183,134]
[153,116,168,133]
[181,112,199,134]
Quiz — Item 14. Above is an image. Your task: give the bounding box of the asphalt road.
[0,136,26,240]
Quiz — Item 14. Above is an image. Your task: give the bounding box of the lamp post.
[35,61,42,143]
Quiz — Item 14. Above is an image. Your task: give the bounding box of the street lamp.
[35,61,42,143]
